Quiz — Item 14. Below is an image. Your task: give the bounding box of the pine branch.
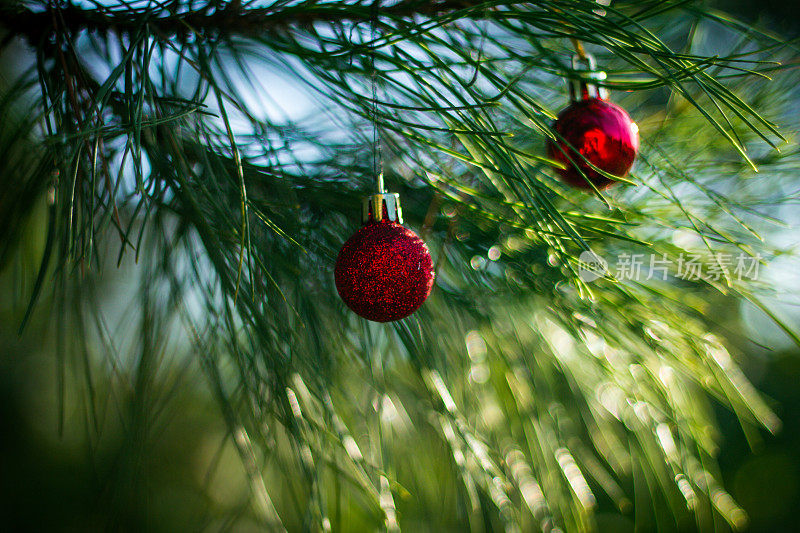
[2,0,799,530]
[1,1,492,42]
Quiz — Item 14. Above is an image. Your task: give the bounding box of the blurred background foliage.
[0,0,799,531]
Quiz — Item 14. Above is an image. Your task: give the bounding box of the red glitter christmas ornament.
[335,192,434,322]
[546,57,639,190]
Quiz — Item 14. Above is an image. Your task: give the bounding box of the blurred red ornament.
[547,98,639,190]
[335,193,434,322]
[546,54,639,190]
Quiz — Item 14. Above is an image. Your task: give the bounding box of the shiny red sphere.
[335,220,434,322]
[547,98,639,189]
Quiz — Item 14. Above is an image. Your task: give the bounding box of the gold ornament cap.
[362,192,403,224]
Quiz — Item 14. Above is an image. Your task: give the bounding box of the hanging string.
[370,0,384,193]
[569,0,610,61]
[567,0,611,100]
[570,37,588,61]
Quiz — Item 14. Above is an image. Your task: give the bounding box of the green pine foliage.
[0,0,798,530]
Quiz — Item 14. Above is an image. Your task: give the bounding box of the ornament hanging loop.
[567,53,608,102]
[376,170,384,194]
